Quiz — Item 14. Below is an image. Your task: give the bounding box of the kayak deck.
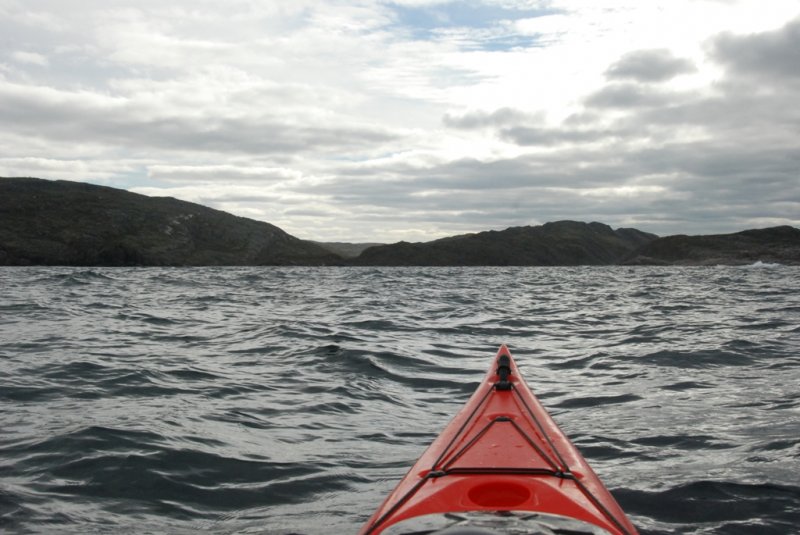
[360,345,638,535]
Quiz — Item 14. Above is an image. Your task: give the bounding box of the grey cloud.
[442,107,532,129]
[444,108,623,146]
[147,165,303,183]
[584,83,675,109]
[710,17,800,82]
[634,90,800,143]
[427,156,637,192]
[499,125,618,146]
[323,148,650,202]
[605,49,696,82]
[630,141,800,195]
[313,101,799,236]
[0,82,398,156]
[401,19,800,236]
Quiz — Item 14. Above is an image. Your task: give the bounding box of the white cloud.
[11,51,49,66]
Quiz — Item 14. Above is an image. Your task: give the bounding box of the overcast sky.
[2,0,798,242]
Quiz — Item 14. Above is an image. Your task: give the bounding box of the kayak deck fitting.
[360,345,638,535]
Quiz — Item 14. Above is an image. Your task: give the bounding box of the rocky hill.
[623,226,800,265]
[0,177,340,266]
[350,221,658,266]
[4,177,796,267]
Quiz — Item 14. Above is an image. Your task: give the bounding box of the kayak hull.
[360,345,638,535]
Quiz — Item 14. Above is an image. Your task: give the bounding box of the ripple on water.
[0,265,798,534]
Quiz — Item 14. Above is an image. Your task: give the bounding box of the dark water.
[1,266,799,534]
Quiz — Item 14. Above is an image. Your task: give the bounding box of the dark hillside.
[351,221,658,266]
[0,177,340,266]
[623,226,800,265]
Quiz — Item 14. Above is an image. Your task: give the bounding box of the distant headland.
[1,177,798,266]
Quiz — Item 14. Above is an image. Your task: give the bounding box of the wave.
[4,425,370,519]
[743,261,783,268]
[616,480,800,529]
[551,393,642,409]
[637,349,755,368]
[49,269,118,286]
[2,266,799,534]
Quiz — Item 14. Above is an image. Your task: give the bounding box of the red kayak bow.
[360,345,638,535]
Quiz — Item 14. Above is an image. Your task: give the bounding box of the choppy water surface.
[1,266,799,534]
